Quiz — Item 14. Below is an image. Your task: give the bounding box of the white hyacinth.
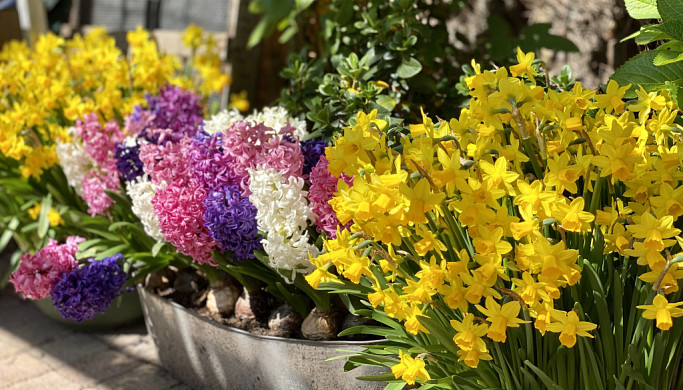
[202,109,244,135]
[55,129,89,195]
[262,233,319,283]
[126,176,165,242]
[248,167,317,279]
[245,106,308,140]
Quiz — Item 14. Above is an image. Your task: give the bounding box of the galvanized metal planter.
[138,286,388,390]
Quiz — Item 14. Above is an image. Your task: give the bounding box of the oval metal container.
[137,286,388,390]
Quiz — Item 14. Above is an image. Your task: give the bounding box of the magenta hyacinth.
[9,237,84,299]
[152,179,217,265]
[308,157,353,238]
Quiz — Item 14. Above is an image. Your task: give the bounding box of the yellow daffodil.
[391,350,431,385]
[551,197,594,233]
[637,295,683,331]
[546,310,597,348]
[509,47,537,84]
[475,296,529,342]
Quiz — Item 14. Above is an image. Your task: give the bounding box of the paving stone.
[5,370,81,390]
[167,383,195,390]
[117,335,161,366]
[0,303,74,350]
[0,352,52,388]
[94,325,148,349]
[60,349,140,387]
[0,342,20,360]
[27,332,110,369]
[95,363,179,390]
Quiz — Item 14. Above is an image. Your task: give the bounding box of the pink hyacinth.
[221,121,270,194]
[152,179,217,265]
[308,157,353,238]
[221,121,304,195]
[81,159,121,216]
[139,129,194,186]
[75,113,124,165]
[9,236,84,299]
[124,109,155,136]
[256,134,304,183]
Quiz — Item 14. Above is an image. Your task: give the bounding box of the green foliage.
[250,0,578,140]
[624,0,660,19]
[619,0,683,105]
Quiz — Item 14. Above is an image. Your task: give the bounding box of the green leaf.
[382,382,406,390]
[625,0,661,19]
[659,0,683,21]
[654,49,683,65]
[338,325,399,338]
[0,250,22,289]
[0,217,19,252]
[523,360,564,390]
[37,195,52,239]
[611,50,683,97]
[151,241,165,257]
[397,57,422,79]
[659,20,683,40]
[665,80,683,107]
[95,244,129,259]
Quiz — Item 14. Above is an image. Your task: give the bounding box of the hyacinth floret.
[244,106,308,140]
[74,113,124,165]
[9,236,84,299]
[126,176,164,241]
[124,104,155,136]
[152,179,217,264]
[202,109,244,135]
[220,120,304,194]
[81,159,120,216]
[203,185,262,261]
[139,129,194,187]
[248,167,317,278]
[141,84,204,143]
[308,156,353,238]
[50,254,129,322]
[115,137,145,182]
[189,130,239,190]
[55,134,88,195]
[257,133,304,183]
[300,139,328,176]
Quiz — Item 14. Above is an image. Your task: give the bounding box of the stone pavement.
[0,285,193,390]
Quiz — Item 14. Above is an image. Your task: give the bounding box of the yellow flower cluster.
[308,49,683,377]
[0,26,229,179]
[179,24,232,97]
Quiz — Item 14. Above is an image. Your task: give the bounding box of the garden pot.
[137,286,388,390]
[33,290,143,330]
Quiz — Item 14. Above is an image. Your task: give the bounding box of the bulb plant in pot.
[306,48,683,389]
[0,25,230,327]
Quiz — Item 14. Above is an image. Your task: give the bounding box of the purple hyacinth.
[50,254,129,322]
[189,130,239,190]
[114,142,144,182]
[140,84,204,143]
[300,139,327,176]
[203,185,262,261]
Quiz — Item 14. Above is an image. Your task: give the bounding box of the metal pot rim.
[138,285,387,346]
